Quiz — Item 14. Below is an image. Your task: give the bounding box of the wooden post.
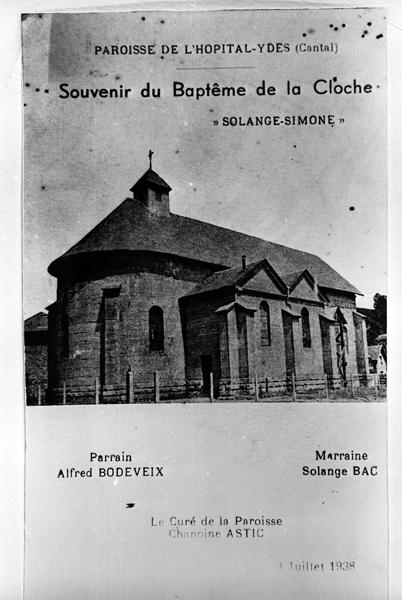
[325,374,329,400]
[95,377,100,405]
[154,371,160,403]
[209,371,214,402]
[37,385,41,406]
[126,367,134,404]
[265,377,269,397]
[62,382,66,405]
[350,375,354,399]
[374,374,378,399]
[292,373,296,401]
[254,373,259,402]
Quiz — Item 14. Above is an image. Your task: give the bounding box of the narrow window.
[344,326,349,353]
[301,308,311,348]
[259,302,271,346]
[61,311,69,358]
[149,306,164,352]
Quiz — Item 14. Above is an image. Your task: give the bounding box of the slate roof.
[48,194,361,296]
[281,271,304,287]
[130,168,172,193]
[183,261,262,297]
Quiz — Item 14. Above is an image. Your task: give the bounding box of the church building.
[45,158,369,403]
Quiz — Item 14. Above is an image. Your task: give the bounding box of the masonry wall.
[180,291,234,383]
[24,331,48,404]
[323,289,356,310]
[236,294,288,379]
[236,292,327,379]
[48,253,214,391]
[317,290,368,379]
[291,303,326,378]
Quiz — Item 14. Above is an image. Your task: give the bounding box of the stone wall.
[24,331,48,404]
[48,253,214,391]
[236,292,327,379]
[180,291,234,382]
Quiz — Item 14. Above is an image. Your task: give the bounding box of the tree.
[365,293,387,345]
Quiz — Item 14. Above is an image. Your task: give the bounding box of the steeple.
[130,151,172,216]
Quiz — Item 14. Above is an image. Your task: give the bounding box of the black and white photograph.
[19,7,389,599]
[23,10,387,406]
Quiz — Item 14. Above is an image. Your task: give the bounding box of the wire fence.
[29,371,387,405]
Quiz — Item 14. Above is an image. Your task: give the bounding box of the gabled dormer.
[182,257,288,300]
[283,269,327,304]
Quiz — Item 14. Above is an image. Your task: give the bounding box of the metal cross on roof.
[148,149,154,170]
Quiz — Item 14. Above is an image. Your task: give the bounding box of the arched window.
[301,308,311,348]
[61,311,69,358]
[149,306,164,352]
[259,302,271,346]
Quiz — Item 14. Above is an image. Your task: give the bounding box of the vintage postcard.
[22,8,387,599]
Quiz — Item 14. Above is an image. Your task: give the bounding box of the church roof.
[48,197,361,295]
[281,271,306,288]
[130,169,172,193]
[183,261,263,297]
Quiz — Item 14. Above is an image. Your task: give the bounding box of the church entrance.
[201,355,212,395]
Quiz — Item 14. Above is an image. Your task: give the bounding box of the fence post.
[37,385,41,406]
[254,373,259,402]
[209,371,214,402]
[126,367,134,404]
[350,375,354,399]
[154,371,160,403]
[95,377,100,405]
[265,377,269,397]
[292,373,296,401]
[325,374,329,400]
[62,381,66,405]
[374,374,378,399]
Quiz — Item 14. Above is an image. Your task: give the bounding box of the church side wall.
[292,305,325,377]
[237,295,288,379]
[236,293,326,379]
[181,292,234,382]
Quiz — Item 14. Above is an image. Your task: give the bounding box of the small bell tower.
[130,150,172,216]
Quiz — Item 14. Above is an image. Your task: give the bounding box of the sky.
[22,8,387,316]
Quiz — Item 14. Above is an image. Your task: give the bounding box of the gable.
[288,277,321,303]
[243,268,284,295]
